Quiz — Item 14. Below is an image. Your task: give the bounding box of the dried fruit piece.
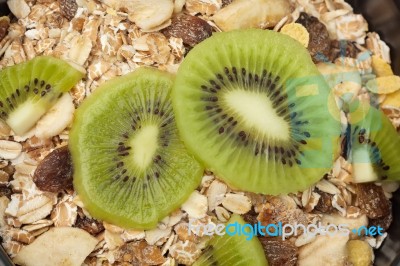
[296,12,330,63]
[369,202,393,231]
[356,183,390,219]
[313,189,334,213]
[329,40,359,61]
[0,16,10,43]
[259,238,297,266]
[58,0,78,20]
[347,240,373,266]
[132,240,166,264]
[381,89,400,108]
[75,211,105,235]
[35,93,75,139]
[371,55,394,77]
[280,23,309,48]
[366,75,400,94]
[212,0,292,32]
[298,234,349,265]
[13,227,98,266]
[162,14,212,47]
[33,146,73,193]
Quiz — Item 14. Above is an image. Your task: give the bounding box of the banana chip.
[371,55,394,77]
[381,89,400,108]
[366,75,400,94]
[280,23,310,48]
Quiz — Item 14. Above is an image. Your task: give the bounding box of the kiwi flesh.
[347,100,400,182]
[173,29,341,195]
[193,214,268,266]
[70,67,203,229]
[0,56,84,135]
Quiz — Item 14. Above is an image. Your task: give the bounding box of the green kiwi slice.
[193,214,268,266]
[70,67,203,229]
[173,29,341,195]
[0,56,84,135]
[348,100,400,182]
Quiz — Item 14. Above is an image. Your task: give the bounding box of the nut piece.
[213,0,292,31]
[7,0,31,19]
[347,240,373,266]
[33,146,73,193]
[296,12,330,63]
[280,23,309,48]
[0,16,10,43]
[13,227,98,266]
[58,0,78,21]
[35,93,75,139]
[0,140,22,160]
[162,14,213,47]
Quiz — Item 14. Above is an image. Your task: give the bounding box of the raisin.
[33,146,73,193]
[75,210,104,235]
[162,14,213,47]
[221,0,233,7]
[356,183,391,219]
[242,208,258,225]
[313,188,335,214]
[0,186,12,198]
[0,16,9,43]
[369,202,393,231]
[296,12,330,63]
[259,237,298,266]
[329,40,359,61]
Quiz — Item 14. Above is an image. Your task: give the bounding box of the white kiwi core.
[222,90,290,141]
[129,124,159,171]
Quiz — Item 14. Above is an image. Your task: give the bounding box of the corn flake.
[280,23,309,48]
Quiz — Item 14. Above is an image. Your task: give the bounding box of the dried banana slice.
[280,23,310,48]
[366,75,400,94]
[371,55,393,77]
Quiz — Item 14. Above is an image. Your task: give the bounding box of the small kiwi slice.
[70,68,203,229]
[173,29,341,195]
[0,56,84,135]
[347,100,400,182]
[193,214,268,266]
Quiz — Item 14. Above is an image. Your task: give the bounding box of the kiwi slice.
[348,100,400,182]
[0,56,84,135]
[173,29,341,194]
[70,68,203,229]
[193,214,268,266]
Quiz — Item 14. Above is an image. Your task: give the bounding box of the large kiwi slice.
[193,214,268,266]
[70,68,203,229]
[0,56,84,135]
[348,100,400,182]
[173,29,341,195]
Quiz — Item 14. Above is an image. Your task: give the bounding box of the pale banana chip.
[371,55,393,77]
[13,227,98,266]
[381,89,400,108]
[366,75,400,94]
[280,23,309,48]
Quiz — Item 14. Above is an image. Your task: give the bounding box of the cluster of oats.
[0,0,399,265]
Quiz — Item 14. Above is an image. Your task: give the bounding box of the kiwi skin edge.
[70,67,203,229]
[173,29,342,195]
